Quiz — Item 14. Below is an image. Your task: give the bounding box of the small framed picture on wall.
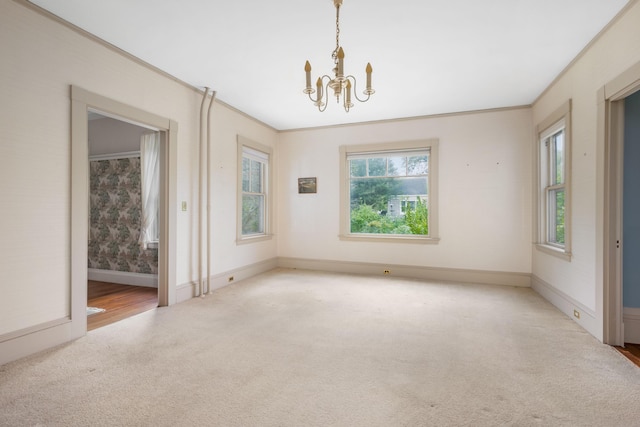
[298,177,317,194]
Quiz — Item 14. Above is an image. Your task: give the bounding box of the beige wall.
[531,1,640,339]
[0,1,277,349]
[278,107,533,274]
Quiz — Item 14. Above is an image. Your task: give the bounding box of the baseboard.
[277,257,531,287]
[0,318,76,366]
[88,268,158,288]
[623,307,640,344]
[176,257,279,303]
[531,274,597,336]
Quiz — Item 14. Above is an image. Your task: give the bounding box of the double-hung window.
[237,136,272,243]
[340,139,439,243]
[536,101,571,259]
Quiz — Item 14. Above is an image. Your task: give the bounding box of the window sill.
[535,243,572,261]
[236,234,273,245]
[339,234,440,244]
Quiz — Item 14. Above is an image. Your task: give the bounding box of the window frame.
[535,100,572,260]
[339,139,439,243]
[236,136,273,244]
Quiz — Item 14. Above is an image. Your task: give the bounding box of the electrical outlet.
[228,276,234,282]
[383,270,391,275]
[573,309,580,319]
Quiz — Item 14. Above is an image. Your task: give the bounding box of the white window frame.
[237,136,273,244]
[339,139,439,243]
[535,100,572,260]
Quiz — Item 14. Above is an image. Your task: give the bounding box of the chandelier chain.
[332,3,341,64]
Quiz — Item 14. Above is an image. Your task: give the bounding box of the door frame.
[71,86,178,336]
[599,61,640,346]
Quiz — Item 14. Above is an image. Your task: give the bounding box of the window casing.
[536,101,571,260]
[237,136,272,243]
[340,139,439,243]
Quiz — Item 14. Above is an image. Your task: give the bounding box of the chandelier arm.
[318,78,332,112]
[346,76,372,103]
[306,75,330,106]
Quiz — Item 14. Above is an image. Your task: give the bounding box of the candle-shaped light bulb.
[304,61,312,92]
[366,63,373,93]
[337,47,345,78]
[316,77,323,104]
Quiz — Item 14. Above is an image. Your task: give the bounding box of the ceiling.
[29,0,630,131]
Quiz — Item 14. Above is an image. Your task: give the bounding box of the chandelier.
[303,0,374,112]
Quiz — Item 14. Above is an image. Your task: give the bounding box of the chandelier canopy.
[303,0,374,112]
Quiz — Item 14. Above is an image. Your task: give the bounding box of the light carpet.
[1,268,640,426]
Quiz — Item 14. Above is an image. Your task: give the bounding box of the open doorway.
[86,112,160,330]
[70,86,178,338]
[621,91,640,344]
[602,62,640,349]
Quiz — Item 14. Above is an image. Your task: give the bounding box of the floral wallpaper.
[89,157,158,274]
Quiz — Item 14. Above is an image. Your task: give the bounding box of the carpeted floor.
[1,268,640,426]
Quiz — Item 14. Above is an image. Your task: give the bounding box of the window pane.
[407,155,428,175]
[242,158,250,192]
[350,159,366,177]
[387,157,405,176]
[250,160,263,193]
[548,188,565,245]
[551,130,564,185]
[368,158,387,177]
[242,194,264,235]
[350,176,428,235]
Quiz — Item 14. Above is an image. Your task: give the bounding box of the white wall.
[0,0,277,355]
[531,1,640,339]
[277,108,533,275]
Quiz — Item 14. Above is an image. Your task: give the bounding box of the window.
[340,139,439,243]
[237,136,272,243]
[536,100,571,259]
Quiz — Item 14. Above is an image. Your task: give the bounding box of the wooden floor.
[615,343,640,368]
[87,281,158,331]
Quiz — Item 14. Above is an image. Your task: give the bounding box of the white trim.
[0,318,71,365]
[531,275,597,337]
[599,60,640,346]
[88,269,158,288]
[236,136,273,243]
[278,257,530,287]
[534,100,572,260]
[339,139,439,242]
[534,243,572,261]
[71,86,177,318]
[88,151,140,161]
[176,258,278,303]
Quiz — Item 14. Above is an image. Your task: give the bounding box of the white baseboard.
[176,257,279,303]
[277,257,531,287]
[88,268,158,288]
[0,318,75,366]
[623,307,640,344]
[531,274,597,337]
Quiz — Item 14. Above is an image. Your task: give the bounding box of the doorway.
[622,91,640,343]
[87,112,160,329]
[70,86,178,337]
[602,61,640,347]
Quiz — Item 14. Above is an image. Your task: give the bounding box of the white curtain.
[139,132,160,249]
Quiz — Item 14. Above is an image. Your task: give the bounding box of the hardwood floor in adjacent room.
[615,343,640,368]
[87,281,158,331]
